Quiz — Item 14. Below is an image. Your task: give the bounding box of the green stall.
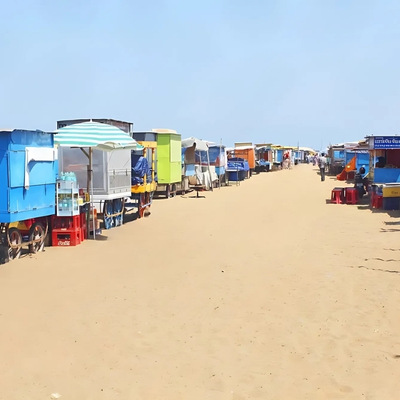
[153,129,189,197]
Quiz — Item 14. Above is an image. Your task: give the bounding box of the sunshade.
[182,137,209,152]
[54,121,143,240]
[55,121,143,151]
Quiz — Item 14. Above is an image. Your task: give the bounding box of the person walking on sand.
[318,152,327,181]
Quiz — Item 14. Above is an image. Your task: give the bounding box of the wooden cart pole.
[206,146,213,191]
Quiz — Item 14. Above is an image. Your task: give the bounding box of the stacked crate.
[52,176,83,246]
[51,215,82,246]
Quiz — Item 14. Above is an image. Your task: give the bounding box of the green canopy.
[55,121,143,151]
[55,121,142,240]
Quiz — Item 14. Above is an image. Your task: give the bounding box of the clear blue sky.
[2,0,400,150]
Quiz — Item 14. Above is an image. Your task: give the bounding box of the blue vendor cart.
[0,129,57,261]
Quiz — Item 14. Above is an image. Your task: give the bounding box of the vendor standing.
[318,153,327,181]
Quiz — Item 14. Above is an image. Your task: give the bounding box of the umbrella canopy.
[55,121,143,151]
[181,137,209,152]
[55,121,143,240]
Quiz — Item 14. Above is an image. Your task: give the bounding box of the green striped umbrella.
[55,121,143,151]
[55,121,142,240]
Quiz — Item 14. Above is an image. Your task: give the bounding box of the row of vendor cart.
[0,118,307,263]
[329,135,400,210]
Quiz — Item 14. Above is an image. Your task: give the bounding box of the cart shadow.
[380,228,400,233]
[0,246,37,264]
[122,210,140,224]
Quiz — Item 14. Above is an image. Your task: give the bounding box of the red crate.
[80,212,87,240]
[52,228,81,247]
[51,215,81,230]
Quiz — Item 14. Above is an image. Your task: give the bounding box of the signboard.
[372,136,400,149]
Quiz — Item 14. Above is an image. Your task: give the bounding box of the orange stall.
[232,143,256,171]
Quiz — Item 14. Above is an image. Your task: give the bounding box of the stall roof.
[255,144,272,150]
[152,128,178,135]
[182,137,209,151]
[234,145,255,150]
[298,146,316,153]
[206,141,226,148]
[234,142,253,147]
[364,134,400,138]
[330,141,361,149]
[57,118,133,134]
[55,121,142,151]
[365,134,400,149]
[0,129,52,134]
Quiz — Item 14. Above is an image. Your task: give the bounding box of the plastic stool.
[331,188,344,204]
[345,188,359,204]
[370,191,375,207]
[372,194,383,209]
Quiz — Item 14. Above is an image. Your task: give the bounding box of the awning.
[54,121,143,240]
[182,137,209,152]
[55,121,143,151]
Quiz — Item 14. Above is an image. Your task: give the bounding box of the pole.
[206,146,213,191]
[219,138,222,189]
[88,148,96,240]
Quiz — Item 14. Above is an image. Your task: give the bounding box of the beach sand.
[1,164,400,400]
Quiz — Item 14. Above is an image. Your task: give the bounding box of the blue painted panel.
[374,168,400,183]
[216,166,225,175]
[0,205,55,223]
[373,136,400,149]
[334,150,345,160]
[9,151,25,188]
[8,184,55,213]
[228,170,246,181]
[29,160,57,185]
[345,151,356,165]
[356,153,369,173]
[0,129,57,223]
[276,150,283,162]
[185,164,195,176]
[9,150,57,188]
[10,130,53,149]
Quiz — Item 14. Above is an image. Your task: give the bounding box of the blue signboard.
[373,136,400,149]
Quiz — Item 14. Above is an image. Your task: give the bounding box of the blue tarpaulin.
[131,155,152,185]
[227,158,249,171]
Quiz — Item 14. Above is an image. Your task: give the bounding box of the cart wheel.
[172,184,177,198]
[28,222,45,253]
[8,228,22,260]
[165,185,171,199]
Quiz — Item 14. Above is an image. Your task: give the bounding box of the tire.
[28,222,45,253]
[8,228,22,260]
[172,184,177,198]
[165,185,171,199]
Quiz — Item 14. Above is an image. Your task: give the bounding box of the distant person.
[359,166,369,193]
[354,167,368,198]
[318,153,327,181]
[375,157,385,168]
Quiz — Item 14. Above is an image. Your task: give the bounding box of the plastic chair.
[331,188,344,204]
[345,188,358,205]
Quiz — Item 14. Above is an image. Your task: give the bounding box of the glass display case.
[56,177,79,216]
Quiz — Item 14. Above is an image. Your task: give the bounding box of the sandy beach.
[0,163,400,400]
